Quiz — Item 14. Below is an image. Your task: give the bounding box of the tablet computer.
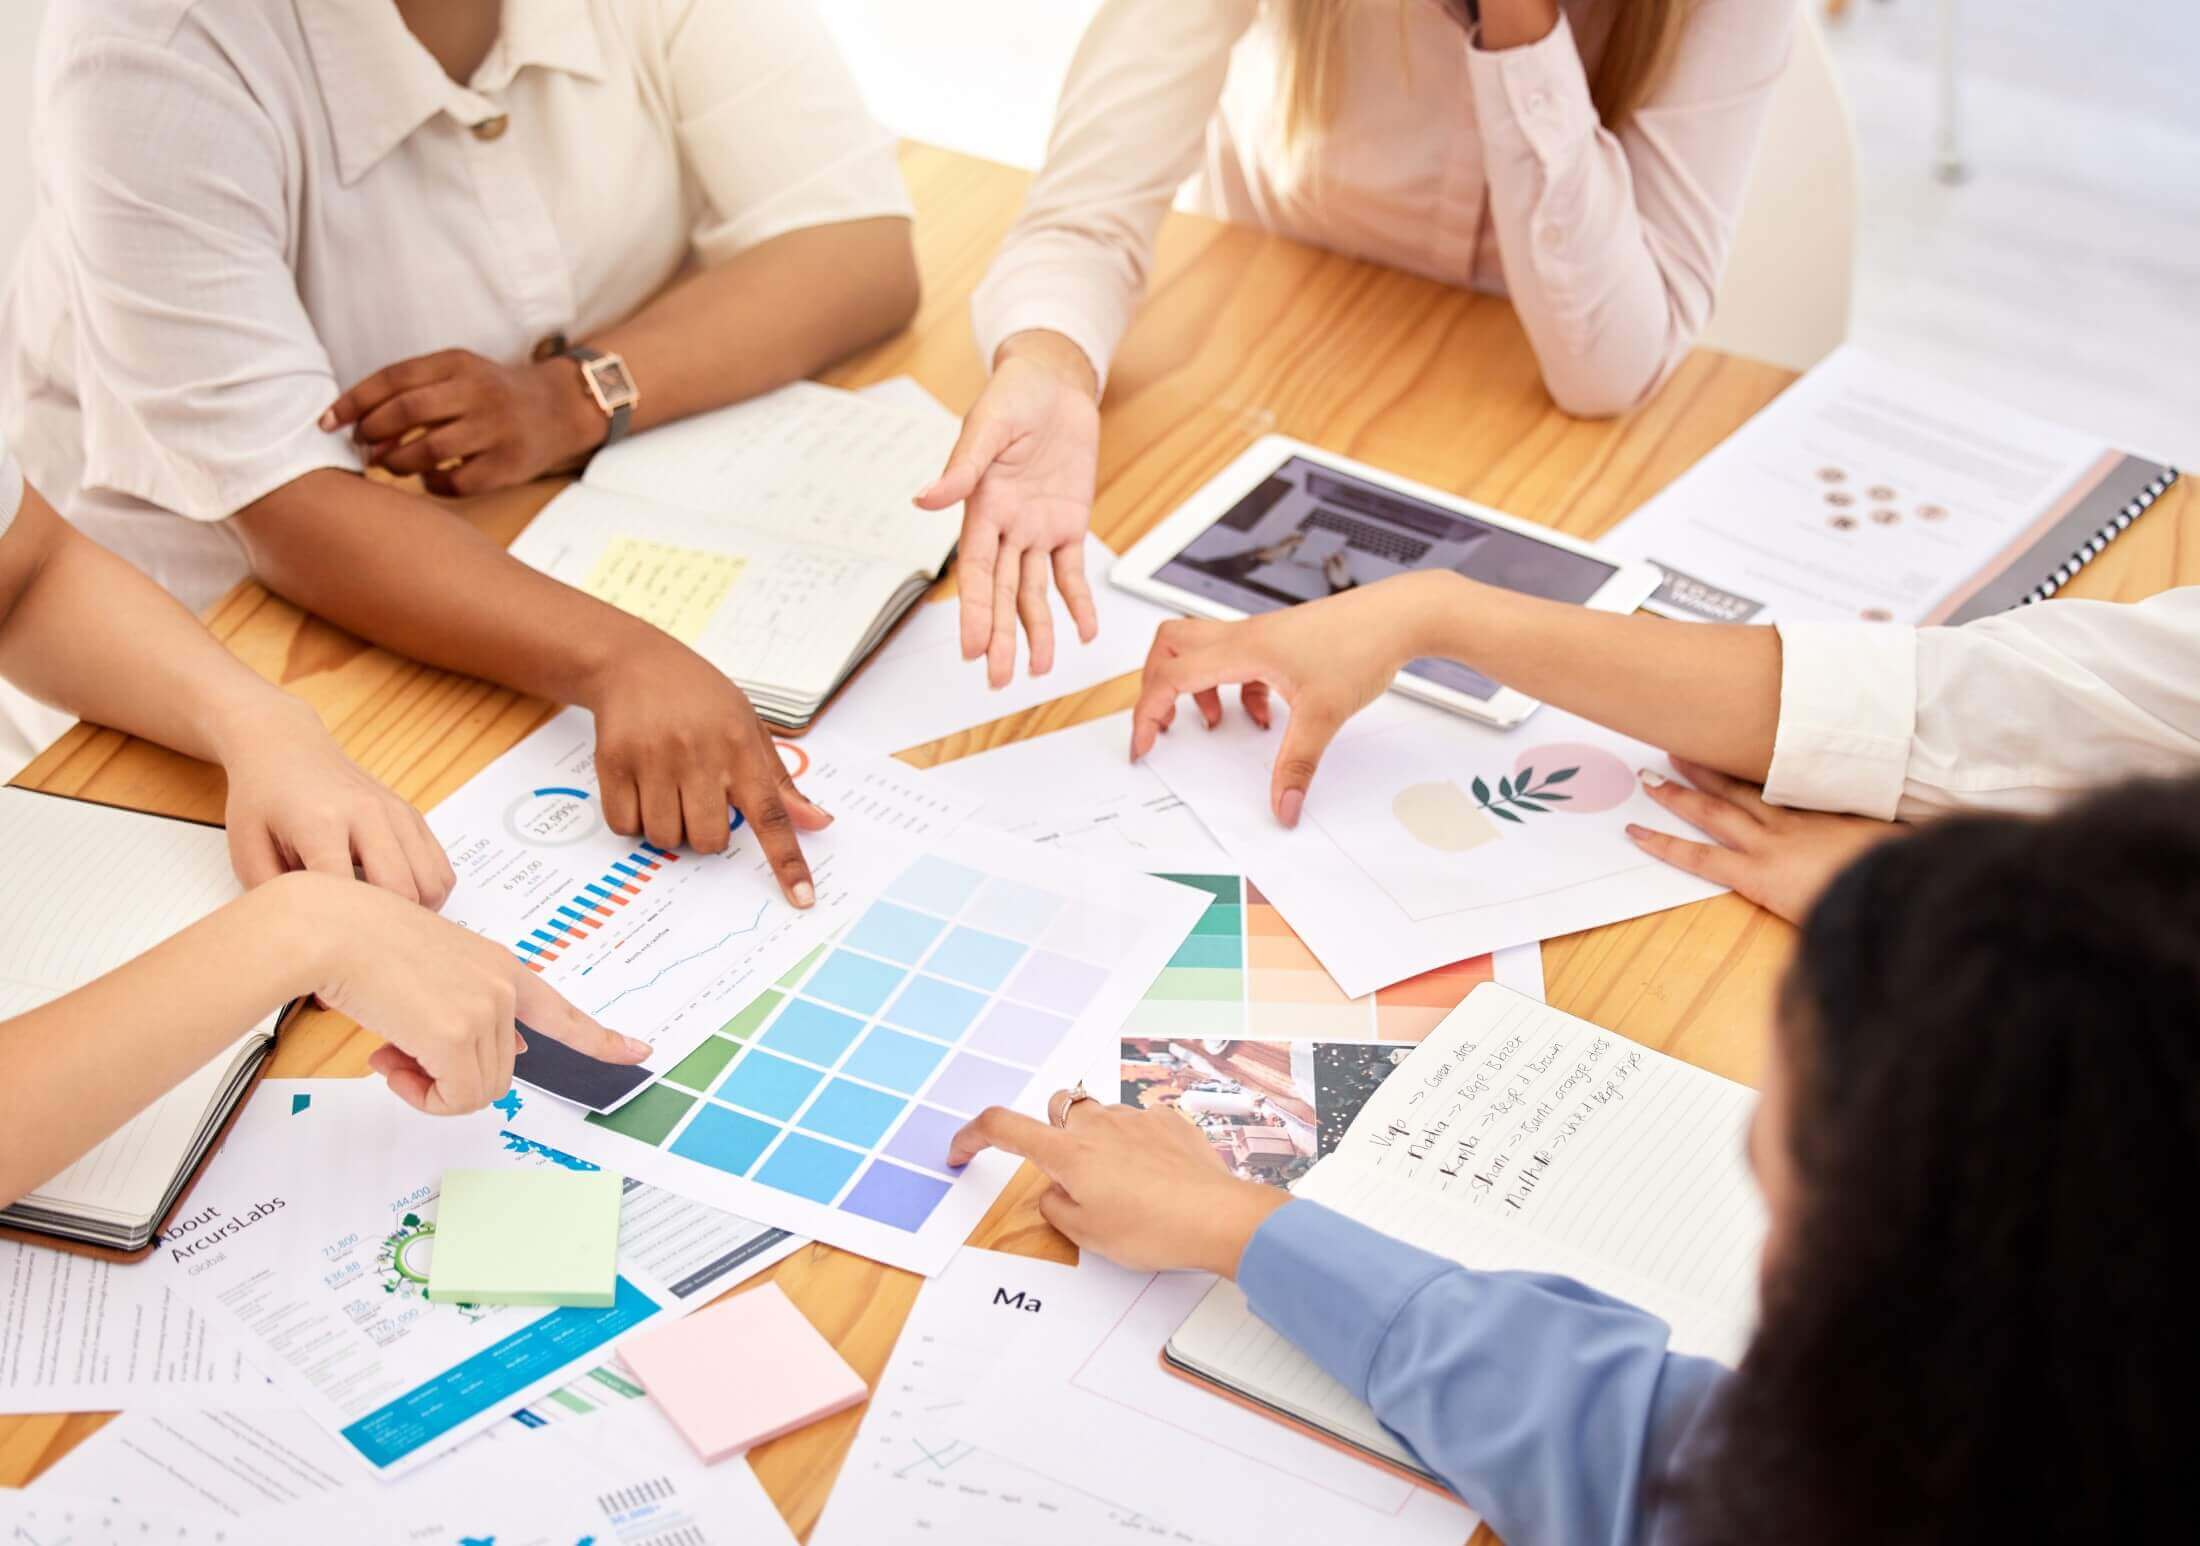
[1112,436,1661,728]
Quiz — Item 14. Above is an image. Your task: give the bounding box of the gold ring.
[1050,1083,1096,1129]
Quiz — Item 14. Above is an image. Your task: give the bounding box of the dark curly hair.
[1674,775,2200,1543]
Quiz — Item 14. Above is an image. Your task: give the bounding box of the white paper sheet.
[1599,344,2111,623]
[19,1401,796,1545]
[812,1246,1215,1545]
[156,1081,793,1478]
[960,1256,1479,1546]
[819,533,1176,755]
[500,832,1210,1275]
[0,1242,281,1414]
[425,705,975,1107]
[1145,696,1722,996]
[924,709,1226,856]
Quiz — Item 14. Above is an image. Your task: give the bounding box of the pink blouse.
[973,0,1797,416]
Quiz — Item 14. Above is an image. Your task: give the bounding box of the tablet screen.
[1151,455,1618,701]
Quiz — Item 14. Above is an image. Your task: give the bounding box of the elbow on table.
[1536,349,1678,421]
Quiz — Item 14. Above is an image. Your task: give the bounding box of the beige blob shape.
[1392,782,1504,854]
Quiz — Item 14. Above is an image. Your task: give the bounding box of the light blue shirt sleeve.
[1236,1199,1732,1546]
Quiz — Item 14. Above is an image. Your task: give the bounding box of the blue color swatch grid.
[589,855,1131,1233]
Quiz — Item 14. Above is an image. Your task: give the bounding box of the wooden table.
[4,143,2191,1537]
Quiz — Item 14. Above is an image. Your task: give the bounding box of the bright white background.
[3,0,2194,463]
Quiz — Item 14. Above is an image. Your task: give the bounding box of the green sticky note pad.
[426,1168,623,1308]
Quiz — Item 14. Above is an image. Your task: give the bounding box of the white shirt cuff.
[970,269,1122,395]
[1465,11,1600,169]
[1763,621,1920,820]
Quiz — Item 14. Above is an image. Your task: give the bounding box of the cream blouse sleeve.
[971,0,1260,387]
[36,33,360,523]
[0,431,21,541]
[648,0,913,267]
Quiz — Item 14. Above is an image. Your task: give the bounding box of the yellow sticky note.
[583,537,746,644]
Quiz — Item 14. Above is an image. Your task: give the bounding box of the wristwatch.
[560,343,639,449]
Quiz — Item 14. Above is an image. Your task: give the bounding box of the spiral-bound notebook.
[1597,346,2179,627]
[1162,985,1766,1482]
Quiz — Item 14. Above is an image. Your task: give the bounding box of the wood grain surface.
[4,144,2190,1543]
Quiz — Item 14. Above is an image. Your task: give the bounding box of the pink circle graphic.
[1509,743,1635,814]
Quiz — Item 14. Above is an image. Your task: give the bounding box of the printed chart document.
[961,1256,1478,1546]
[1147,696,1721,996]
[159,1081,798,1478]
[426,705,974,1109]
[1163,984,1765,1477]
[0,1242,279,1413]
[508,381,963,730]
[1601,345,2180,625]
[0,789,282,1254]
[503,832,1209,1276]
[17,1400,795,1546]
[813,1247,1214,1546]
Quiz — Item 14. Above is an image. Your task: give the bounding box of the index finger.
[946,1106,1078,1173]
[515,973,652,1064]
[735,762,815,908]
[320,352,461,431]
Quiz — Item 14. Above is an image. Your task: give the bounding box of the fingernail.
[622,1035,651,1059]
[513,1033,529,1054]
[1279,789,1305,828]
[811,805,835,826]
[1638,768,1667,789]
[792,880,815,909]
[317,409,337,431]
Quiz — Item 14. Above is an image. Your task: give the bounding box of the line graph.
[588,899,773,1018]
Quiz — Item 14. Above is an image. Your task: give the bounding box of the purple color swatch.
[838,1161,954,1232]
[1006,950,1109,1016]
[964,1000,1074,1064]
[923,1052,1030,1117]
[881,1104,965,1174]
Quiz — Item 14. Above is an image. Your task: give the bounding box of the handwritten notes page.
[507,381,961,717]
[1170,984,1765,1463]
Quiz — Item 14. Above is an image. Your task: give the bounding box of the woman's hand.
[915,331,1102,687]
[215,696,455,907]
[320,349,603,497]
[949,1096,1288,1277]
[1627,758,1904,924]
[290,873,650,1116]
[1132,574,1442,827]
[581,633,832,904]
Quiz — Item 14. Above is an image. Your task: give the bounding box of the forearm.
[234,470,658,703]
[582,218,917,439]
[0,877,322,1207]
[0,495,311,763]
[1403,573,1781,779]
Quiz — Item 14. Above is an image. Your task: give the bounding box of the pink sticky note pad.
[618,1282,867,1462]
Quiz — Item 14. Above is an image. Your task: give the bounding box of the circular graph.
[504,785,601,846]
[1510,743,1635,814]
[775,741,811,779]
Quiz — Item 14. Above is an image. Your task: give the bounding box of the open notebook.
[1164,984,1766,1482]
[507,381,962,731]
[0,788,283,1258]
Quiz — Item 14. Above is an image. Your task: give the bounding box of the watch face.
[583,354,638,412]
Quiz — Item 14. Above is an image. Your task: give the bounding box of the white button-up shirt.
[972,0,1796,414]
[1767,591,2200,821]
[0,430,19,542]
[2,0,910,612]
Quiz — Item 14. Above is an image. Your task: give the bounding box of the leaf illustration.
[1498,775,1514,801]
[1471,776,1493,805]
[1538,792,1572,802]
[1490,805,1525,824]
[1544,766,1580,784]
[1516,765,1536,790]
[1511,797,1548,812]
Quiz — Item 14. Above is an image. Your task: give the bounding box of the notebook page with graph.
[0,787,279,1252]
[1165,984,1766,1474]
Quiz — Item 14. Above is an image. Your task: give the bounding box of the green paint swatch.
[426,1168,623,1308]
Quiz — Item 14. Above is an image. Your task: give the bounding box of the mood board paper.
[159,1081,799,1478]
[618,1282,865,1462]
[1145,696,1724,996]
[426,706,975,1109]
[503,833,1210,1275]
[426,1168,622,1307]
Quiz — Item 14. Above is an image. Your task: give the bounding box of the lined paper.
[1171,985,1765,1462]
